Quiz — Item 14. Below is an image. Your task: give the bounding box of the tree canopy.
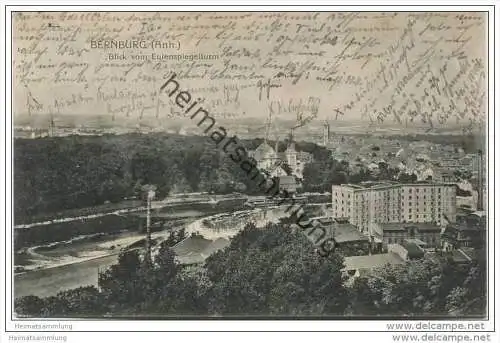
[14,222,486,318]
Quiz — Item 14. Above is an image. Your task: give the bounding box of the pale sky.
[12,11,487,131]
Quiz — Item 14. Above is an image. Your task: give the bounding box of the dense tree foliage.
[348,255,486,317]
[14,134,340,221]
[302,158,348,192]
[13,133,486,318]
[14,222,486,318]
[15,222,348,317]
[205,222,348,315]
[14,134,255,220]
[14,286,105,317]
[16,133,431,220]
[398,172,418,183]
[302,158,403,192]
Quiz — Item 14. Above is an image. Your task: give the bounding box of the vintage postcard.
[6,6,493,334]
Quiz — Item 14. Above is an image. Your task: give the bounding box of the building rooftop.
[401,241,425,258]
[343,253,405,271]
[172,236,229,265]
[172,235,212,256]
[279,175,296,184]
[404,238,427,246]
[301,222,370,245]
[174,253,206,265]
[377,222,441,232]
[309,216,335,225]
[327,223,370,244]
[471,211,487,218]
[334,181,455,190]
[449,248,480,264]
[332,182,396,190]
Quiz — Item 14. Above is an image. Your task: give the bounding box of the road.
[14,254,119,299]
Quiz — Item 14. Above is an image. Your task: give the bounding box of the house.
[395,148,407,159]
[446,247,483,265]
[417,166,435,181]
[367,162,379,171]
[342,252,405,286]
[456,190,478,211]
[278,175,297,194]
[434,169,456,183]
[441,212,486,251]
[297,151,313,164]
[305,222,371,256]
[171,235,230,265]
[329,223,371,256]
[416,153,431,162]
[372,222,442,248]
[388,239,426,260]
[343,253,405,272]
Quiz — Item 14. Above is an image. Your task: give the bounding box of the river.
[13,193,330,299]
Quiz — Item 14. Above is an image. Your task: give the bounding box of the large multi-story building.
[332,182,457,234]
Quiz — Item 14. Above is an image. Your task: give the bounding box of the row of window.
[336,200,449,206]
[387,236,438,244]
[402,195,443,200]
[404,207,442,212]
[403,214,441,220]
[334,206,445,212]
[404,188,444,193]
[333,207,448,219]
[334,193,452,203]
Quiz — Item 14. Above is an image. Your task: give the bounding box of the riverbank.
[14,254,119,299]
[13,195,330,299]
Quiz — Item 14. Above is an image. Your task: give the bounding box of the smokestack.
[323,121,330,146]
[477,150,484,211]
[141,185,156,265]
[49,113,55,137]
[145,189,155,264]
[146,192,151,262]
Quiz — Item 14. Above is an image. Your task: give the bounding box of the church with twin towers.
[248,118,314,181]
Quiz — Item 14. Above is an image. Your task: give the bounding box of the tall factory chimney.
[145,189,155,264]
[49,113,55,137]
[477,150,484,211]
[323,121,330,147]
[141,184,156,265]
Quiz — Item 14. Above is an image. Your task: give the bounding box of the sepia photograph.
[3,4,495,338]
